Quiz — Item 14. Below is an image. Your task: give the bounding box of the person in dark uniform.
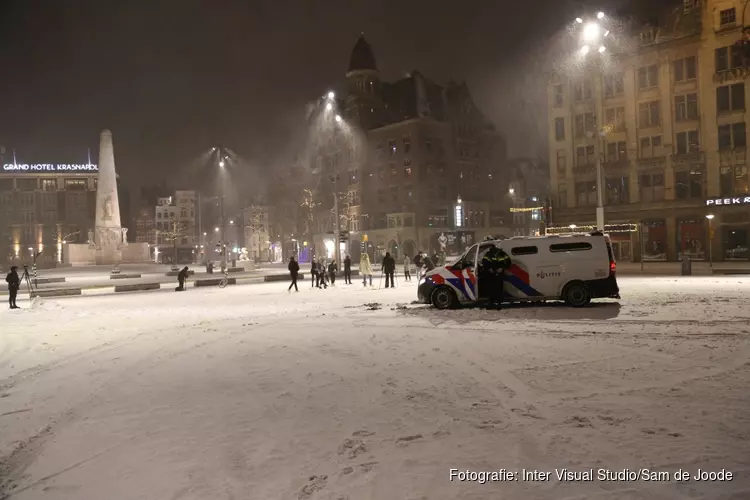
[6,266,20,309]
[310,259,318,288]
[382,252,396,288]
[176,266,189,291]
[343,255,352,284]
[480,247,511,308]
[287,256,300,292]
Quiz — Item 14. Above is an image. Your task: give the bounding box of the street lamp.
[706,214,715,267]
[575,12,611,231]
[335,114,342,123]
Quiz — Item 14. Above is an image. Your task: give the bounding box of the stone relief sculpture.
[119,228,129,248]
[88,229,96,248]
[102,195,113,221]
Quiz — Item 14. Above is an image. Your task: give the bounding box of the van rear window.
[511,246,538,255]
[549,242,593,252]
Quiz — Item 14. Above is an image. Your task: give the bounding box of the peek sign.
[705,196,750,206]
[2,163,98,172]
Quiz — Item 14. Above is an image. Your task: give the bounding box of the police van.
[417,231,620,309]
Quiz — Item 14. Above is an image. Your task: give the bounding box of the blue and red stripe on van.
[506,264,543,297]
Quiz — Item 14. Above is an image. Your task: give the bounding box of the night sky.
[0,0,652,191]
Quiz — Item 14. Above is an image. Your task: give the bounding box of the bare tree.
[159,219,190,267]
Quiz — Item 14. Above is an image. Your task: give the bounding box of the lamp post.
[706,214,715,267]
[216,149,228,271]
[576,11,610,231]
[59,231,80,264]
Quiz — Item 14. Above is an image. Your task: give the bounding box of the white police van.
[417,231,620,309]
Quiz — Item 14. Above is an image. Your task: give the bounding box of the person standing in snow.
[328,260,337,286]
[382,252,396,288]
[310,259,318,288]
[423,254,436,272]
[316,259,328,288]
[287,256,300,292]
[403,255,411,281]
[360,252,373,287]
[343,255,352,284]
[6,266,20,309]
[414,252,423,280]
[176,266,189,291]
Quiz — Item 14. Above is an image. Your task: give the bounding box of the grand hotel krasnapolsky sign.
[705,196,750,206]
[2,163,98,172]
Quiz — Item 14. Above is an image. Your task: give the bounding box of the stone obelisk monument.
[94,129,125,267]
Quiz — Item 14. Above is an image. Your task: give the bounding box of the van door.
[475,243,495,300]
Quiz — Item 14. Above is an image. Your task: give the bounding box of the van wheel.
[431,286,457,310]
[563,282,590,307]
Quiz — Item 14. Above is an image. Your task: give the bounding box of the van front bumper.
[417,278,435,304]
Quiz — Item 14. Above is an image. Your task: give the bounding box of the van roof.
[495,232,606,243]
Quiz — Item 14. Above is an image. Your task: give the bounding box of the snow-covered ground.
[1,277,749,500]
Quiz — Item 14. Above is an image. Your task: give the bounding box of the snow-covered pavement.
[1,277,749,500]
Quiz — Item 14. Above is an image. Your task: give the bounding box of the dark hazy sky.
[0,0,647,189]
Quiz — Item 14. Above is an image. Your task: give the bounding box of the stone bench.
[166,270,196,277]
[264,273,305,282]
[115,283,161,293]
[227,267,246,273]
[194,278,237,287]
[110,273,142,279]
[31,288,82,298]
[32,277,66,285]
[712,269,750,275]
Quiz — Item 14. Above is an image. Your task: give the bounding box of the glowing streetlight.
[580,45,590,55]
[219,160,225,167]
[597,11,605,19]
[569,224,577,230]
[335,114,342,123]
[229,220,234,225]
[327,91,335,100]
[575,17,583,23]
[214,227,219,232]
[706,214,715,267]
[325,102,333,111]
[598,45,606,53]
[509,187,515,195]
[583,22,601,42]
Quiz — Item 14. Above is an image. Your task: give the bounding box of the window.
[41,179,56,192]
[720,165,749,195]
[716,83,745,112]
[65,179,87,191]
[720,7,736,26]
[390,185,398,202]
[556,150,566,172]
[640,136,662,157]
[674,93,698,121]
[553,84,563,107]
[639,101,661,127]
[575,181,597,206]
[573,80,593,102]
[575,146,595,166]
[673,56,697,82]
[574,113,595,138]
[558,184,567,208]
[555,117,565,141]
[675,168,704,199]
[716,45,743,72]
[511,246,538,255]
[606,176,629,204]
[22,211,35,223]
[675,130,700,154]
[388,140,397,155]
[16,178,36,190]
[404,167,412,178]
[424,137,432,151]
[377,189,385,202]
[42,193,56,210]
[603,73,624,97]
[390,164,397,177]
[718,122,747,149]
[638,65,659,89]
[639,172,665,202]
[19,193,34,207]
[403,136,411,153]
[606,141,628,162]
[605,106,625,132]
[376,143,384,159]
[550,242,592,252]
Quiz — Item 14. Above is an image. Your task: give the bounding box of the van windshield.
[453,245,478,268]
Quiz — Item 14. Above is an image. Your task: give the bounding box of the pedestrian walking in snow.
[310,260,318,288]
[343,255,352,284]
[328,260,337,286]
[414,252,423,280]
[423,254,436,272]
[360,253,373,287]
[317,260,328,288]
[287,256,300,292]
[403,255,412,281]
[6,266,20,309]
[382,252,396,288]
[176,266,189,291]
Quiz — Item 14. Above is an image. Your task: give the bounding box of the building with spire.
[276,34,511,263]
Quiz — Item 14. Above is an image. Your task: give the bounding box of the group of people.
[286,249,454,292]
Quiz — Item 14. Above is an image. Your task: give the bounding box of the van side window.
[549,242,593,252]
[511,246,538,255]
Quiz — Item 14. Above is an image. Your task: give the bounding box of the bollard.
[681,255,692,276]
